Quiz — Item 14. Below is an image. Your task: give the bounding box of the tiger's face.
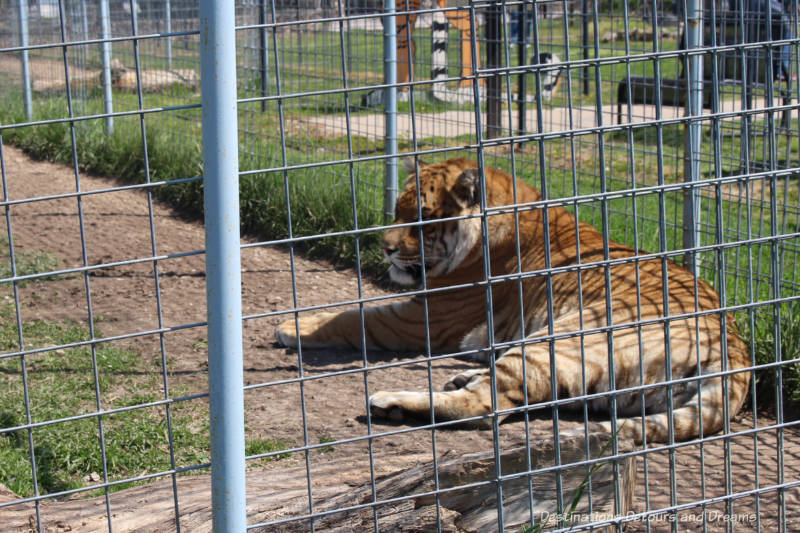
[381,161,483,285]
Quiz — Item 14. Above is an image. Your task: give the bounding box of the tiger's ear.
[402,156,428,175]
[451,167,481,208]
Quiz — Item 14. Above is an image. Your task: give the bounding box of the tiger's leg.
[367,304,609,427]
[369,344,574,425]
[371,310,750,444]
[457,27,476,89]
[396,1,419,95]
[275,305,409,351]
[275,297,476,353]
[442,7,481,89]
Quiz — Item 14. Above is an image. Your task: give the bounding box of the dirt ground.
[1,144,799,531]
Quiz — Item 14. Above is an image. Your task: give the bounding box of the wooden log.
[303,432,635,532]
[0,433,634,532]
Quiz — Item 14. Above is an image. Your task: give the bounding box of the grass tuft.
[739,299,800,411]
[0,237,60,285]
[318,434,335,453]
[245,437,292,466]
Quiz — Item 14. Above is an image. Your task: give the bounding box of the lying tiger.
[276,158,750,443]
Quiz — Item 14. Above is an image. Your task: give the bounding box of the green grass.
[0,92,389,277]
[0,237,60,285]
[0,299,207,497]
[318,435,335,454]
[235,17,686,116]
[0,297,295,497]
[245,437,292,467]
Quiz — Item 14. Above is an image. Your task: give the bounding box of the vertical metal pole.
[165,0,172,70]
[485,1,502,138]
[346,2,353,85]
[383,0,398,223]
[581,0,589,95]
[131,0,139,37]
[742,3,755,172]
[683,0,703,275]
[516,2,528,134]
[200,0,247,530]
[259,0,270,111]
[295,1,303,68]
[100,0,114,134]
[17,0,32,121]
[79,0,89,44]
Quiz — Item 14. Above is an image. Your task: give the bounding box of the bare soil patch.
[1,145,798,531]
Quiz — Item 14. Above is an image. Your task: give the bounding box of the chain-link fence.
[1,0,799,531]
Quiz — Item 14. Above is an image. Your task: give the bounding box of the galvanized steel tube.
[17,0,32,121]
[199,0,247,529]
[100,0,113,134]
[165,0,172,70]
[383,0,398,224]
[683,0,704,276]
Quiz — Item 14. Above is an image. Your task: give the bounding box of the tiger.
[275,158,751,443]
[429,10,563,104]
[428,0,481,104]
[362,0,480,107]
[362,1,563,106]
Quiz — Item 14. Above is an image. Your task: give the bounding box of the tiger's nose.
[381,228,406,255]
[381,233,396,253]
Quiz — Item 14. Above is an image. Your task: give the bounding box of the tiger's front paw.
[369,389,492,428]
[274,312,339,349]
[274,319,299,348]
[369,391,410,422]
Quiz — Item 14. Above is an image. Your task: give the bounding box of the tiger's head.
[381,159,485,286]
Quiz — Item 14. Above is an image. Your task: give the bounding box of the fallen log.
[1,432,634,532]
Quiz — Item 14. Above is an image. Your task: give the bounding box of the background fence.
[1,0,799,530]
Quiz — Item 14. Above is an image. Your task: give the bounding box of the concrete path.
[300,94,787,141]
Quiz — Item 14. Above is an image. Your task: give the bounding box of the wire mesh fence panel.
[1,0,800,531]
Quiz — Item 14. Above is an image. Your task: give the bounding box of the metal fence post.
[383,0,398,224]
[581,0,589,95]
[79,0,89,47]
[485,1,502,138]
[165,0,173,70]
[199,0,247,530]
[100,0,113,134]
[259,0,270,112]
[17,0,32,121]
[683,0,703,275]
